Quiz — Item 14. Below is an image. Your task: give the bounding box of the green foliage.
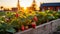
[0,23,16,34]
[0,11,6,16]
[0,10,60,33]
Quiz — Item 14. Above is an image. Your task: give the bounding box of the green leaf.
[6,28,16,33]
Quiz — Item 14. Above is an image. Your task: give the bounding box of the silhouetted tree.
[0,6,3,10]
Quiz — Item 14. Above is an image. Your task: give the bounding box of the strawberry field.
[0,10,60,34]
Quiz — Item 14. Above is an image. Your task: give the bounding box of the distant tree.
[0,6,3,10]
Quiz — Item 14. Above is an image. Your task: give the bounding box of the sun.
[20,0,32,8]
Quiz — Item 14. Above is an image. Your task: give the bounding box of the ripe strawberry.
[33,16,38,22]
[15,13,19,17]
[21,25,25,31]
[31,22,36,28]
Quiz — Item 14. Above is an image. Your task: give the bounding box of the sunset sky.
[0,0,60,8]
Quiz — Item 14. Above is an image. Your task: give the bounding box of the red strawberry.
[21,25,25,31]
[15,13,19,17]
[31,22,36,28]
[33,16,38,22]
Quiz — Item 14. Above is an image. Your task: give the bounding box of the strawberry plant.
[0,22,16,34]
[0,10,60,34]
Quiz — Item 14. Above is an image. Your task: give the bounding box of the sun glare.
[20,0,32,8]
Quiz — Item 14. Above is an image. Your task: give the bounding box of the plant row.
[0,10,60,34]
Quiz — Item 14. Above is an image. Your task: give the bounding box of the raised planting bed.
[15,19,60,34]
[53,26,60,34]
[0,10,60,34]
[53,31,60,34]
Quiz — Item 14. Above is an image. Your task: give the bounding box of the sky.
[0,0,60,8]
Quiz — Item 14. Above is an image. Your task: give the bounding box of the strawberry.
[21,25,25,31]
[15,13,19,17]
[33,16,38,22]
[31,22,36,28]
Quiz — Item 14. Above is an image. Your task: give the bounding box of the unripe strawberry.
[21,25,25,31]
[33,16,38,22]
[31,22,36,28]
